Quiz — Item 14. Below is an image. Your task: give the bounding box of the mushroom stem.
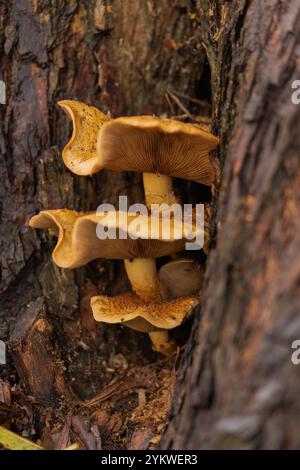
[124,258,176,355]
[148,331,177,355]
[124,258,161,303]
[142,173,177,207]
[126,175,179,354]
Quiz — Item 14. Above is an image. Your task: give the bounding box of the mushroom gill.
[58,100,219,207]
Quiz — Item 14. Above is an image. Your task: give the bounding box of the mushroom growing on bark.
[54,101,218,352]
[59,100,218,252]
[159,258,204,301]
[97,115,219,206]
[90,293,197,355]
[58,100,219,206]
[29,209,201,354]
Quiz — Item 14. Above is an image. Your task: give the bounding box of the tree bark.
[8,297,73,402]
[162,0,300,450]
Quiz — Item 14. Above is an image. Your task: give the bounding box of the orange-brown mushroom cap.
[90,292,198,332]
[58,100,110,175]
[29,209,200,269]
[97,115,219,185]
[58,100,219,183]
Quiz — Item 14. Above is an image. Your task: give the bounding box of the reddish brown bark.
[9,297,72,402]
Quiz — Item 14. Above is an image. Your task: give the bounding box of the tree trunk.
[0,0,299,450]
[162,0,300,450]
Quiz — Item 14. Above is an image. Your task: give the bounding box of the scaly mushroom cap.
[97,115,219,185]
[58,100,110,175]
[29,209,199,269]
[90,292,198,332]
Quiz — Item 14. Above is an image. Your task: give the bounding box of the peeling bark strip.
[8,298,71,401]
[162,0,300,449]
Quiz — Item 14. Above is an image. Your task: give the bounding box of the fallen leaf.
[0,425,43,450]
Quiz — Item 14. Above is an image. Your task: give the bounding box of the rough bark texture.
[8,297,72,402]
[0,0,299,450]
[162,0,300,450]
